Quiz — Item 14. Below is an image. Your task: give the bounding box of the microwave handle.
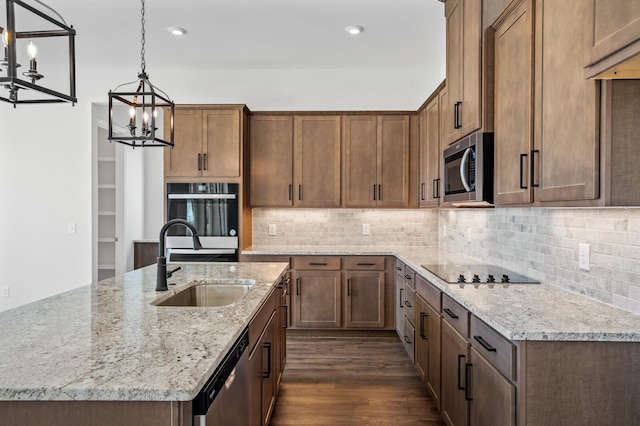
[460,147,473,192]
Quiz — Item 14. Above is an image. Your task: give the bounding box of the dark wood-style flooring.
[270,333,445,425]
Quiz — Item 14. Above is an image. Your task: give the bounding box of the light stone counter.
[244,245,640,342]
[0,262,288,401]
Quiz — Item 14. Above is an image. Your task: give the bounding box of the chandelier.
[0,0,77,106]
[108,0,174,148]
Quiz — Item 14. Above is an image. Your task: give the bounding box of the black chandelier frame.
[0,0,76,106]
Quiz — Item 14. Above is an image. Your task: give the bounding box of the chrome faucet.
[156,219,202,291]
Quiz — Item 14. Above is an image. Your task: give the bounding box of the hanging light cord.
[140,0,146,74]
[31,0,68,26]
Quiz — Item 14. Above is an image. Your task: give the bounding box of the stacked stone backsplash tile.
[439,208,640,315]
[253,209,439,247]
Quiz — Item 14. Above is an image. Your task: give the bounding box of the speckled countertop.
[0,262,288,401]
[244,245,640,342]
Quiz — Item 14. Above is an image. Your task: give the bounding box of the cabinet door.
[533,0,599,202]
[493,0,534,205]
[469,347,516,426]
[164,109,203,177]
[261,315,276,426]
[415,296,442,410]
[345,271,385,328]
[403,316,415,364]
[394,273,404,337]
[441,320,469,426]
[250,116,294,207]
[343,115,377,207]
[445,0,482,144]
[294,116,341,207]
[377,115,410,207]
[423,94,442,207]
[249,311,276,426]
[445,0,463,144]
[202,109,241,178]
[293,271,341,328]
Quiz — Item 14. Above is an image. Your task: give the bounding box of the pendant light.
[108,0,174,148]
[0,0,77,106]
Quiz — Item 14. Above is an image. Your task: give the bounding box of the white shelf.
[98,184,116,189]
[98,264,116,270]
[98,211,116,216]
[97,157,116,162]
[98,237,116,243]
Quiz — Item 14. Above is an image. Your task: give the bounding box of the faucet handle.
[167,266,182,278]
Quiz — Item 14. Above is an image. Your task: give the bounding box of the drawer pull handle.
[474,335,497,352]
[457,354,466,390]
[395,266,402,271]
[404,300,412,308]
[404,335,412,344]
[443,308,459,319]
[356,262,375,266]
[296,278,300,295]
[309,262,328,266]
[404,274,412,280]
[347,279,351,296]
[465,363,473,401]
[399,288,404,308]
[419,312,427,339]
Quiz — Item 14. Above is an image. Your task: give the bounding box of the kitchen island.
[0,262,288,425]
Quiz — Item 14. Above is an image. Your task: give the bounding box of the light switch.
[268,224,277,236]
[578,243,590,271]
[362,224,370,235]
[67,222,76,234]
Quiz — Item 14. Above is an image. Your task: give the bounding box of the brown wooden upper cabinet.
[493,0,599,205]
[584,0,640,79]
[343,115,410,208]
[418,83,445,208]
[444,0,482,145]
[250,115,341,207]
[164,106,242,179]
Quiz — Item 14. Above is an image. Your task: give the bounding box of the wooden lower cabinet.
[290,256,392,330]
[292,270,341,328]
[441,320,470,426]
[249,311,276,426]
[395,268,405,336]
[415,295,442,410]
[345,271,385,328]
[468,347,516,426]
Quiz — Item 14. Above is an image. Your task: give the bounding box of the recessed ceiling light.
[167,26,187,36]
[345,25,364,35]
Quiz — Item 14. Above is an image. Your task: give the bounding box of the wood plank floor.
[270,333,445,425]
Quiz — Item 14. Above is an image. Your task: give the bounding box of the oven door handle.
[460,147,474,193]
[168,193,237,200]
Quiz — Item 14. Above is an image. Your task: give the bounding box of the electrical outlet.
[67,222,76,234]
[578,243,590,271]
[268,224,277,236]
[467,227,472,243]
[0,286,9,298]
[362,224,371,236]
[442,225,447,238]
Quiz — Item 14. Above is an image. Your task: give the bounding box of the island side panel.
[519,341,640,425]
[0,401,192,426]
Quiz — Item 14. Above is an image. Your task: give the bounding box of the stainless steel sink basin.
[153,281,255,307]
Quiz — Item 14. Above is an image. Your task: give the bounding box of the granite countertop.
[244,245,640,342]
[0,262,288,401]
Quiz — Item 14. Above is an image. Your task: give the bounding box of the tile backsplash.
[252,208,439,247]
[252,207,640,315]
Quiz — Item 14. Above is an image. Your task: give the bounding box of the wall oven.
[443,132,494,206]
[166,183,239,262]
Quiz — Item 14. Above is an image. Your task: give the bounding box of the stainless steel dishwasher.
[193,329,250,426]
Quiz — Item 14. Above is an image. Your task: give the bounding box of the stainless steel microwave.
[443,132,493,206]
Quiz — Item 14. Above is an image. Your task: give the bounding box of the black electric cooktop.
[421,264,540,285]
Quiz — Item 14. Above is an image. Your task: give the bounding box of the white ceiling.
[44,0,445,72]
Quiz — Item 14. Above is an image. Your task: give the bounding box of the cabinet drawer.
[345,256,385,270]
[470,316,516,381]
[442,294,469,338]
[394,258,405,277]
[403,317,416,364]
[416,274,441,311]
[249,288,277,352]
[404,266,416,290]
[292,256,341,270]
[403,285,416,326]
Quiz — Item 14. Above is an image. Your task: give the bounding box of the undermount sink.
[153,280,255,307]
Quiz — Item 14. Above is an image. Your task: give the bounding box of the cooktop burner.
[421,264,539,285]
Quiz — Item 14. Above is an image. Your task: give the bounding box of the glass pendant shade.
[0,0,77,106]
